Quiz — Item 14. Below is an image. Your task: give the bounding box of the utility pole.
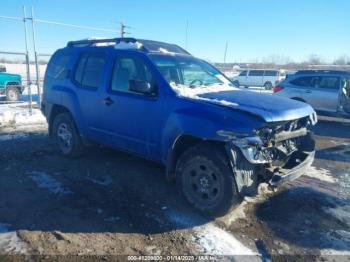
[23,6,32,115]
[120,22,126,38]
[223,41,228,64]
[30,7,41,106]
[185,20,189,50]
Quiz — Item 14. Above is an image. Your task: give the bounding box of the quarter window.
[74,53,106,89]
[110,56,154,94]
[290,76,313,87]
[46,54,70,79]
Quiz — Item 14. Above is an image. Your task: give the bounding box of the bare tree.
[308,54,322,65]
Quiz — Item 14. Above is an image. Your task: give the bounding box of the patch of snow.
[304,166,337,183]
[0,223,29,254]
[324,205,350,227]
[320,249,350,256]
[158,47,175,55]
[0,133,28,141]
[115,41,143,50]
[164,209,258,256]
[90,176,113,186]
[26,171,72,195]
[170,83,239,107]
[194,224,256,256]
[0,106,46,126]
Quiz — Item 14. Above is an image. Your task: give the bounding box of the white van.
[232,69,286,90]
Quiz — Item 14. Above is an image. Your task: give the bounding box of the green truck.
[0,65,23,101]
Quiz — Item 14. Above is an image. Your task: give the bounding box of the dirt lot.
[0,104,349,261]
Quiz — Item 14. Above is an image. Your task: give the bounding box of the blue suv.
[42,38,317,215]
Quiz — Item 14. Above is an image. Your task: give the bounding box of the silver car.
[273,71,350,116]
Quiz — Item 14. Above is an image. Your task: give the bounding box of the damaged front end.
[221,113,317,191]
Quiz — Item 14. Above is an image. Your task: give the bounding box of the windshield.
[149,54,232,88]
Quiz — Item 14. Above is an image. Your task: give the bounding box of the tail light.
[273,85,284,93]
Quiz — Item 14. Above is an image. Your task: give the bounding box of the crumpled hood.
[197,90,316,122]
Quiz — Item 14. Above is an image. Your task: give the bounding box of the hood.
[198,89,315,122]
[0,72,21,78]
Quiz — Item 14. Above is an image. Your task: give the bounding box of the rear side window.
[264,70,278,77]
[46,53,70,79]
[74,53,106,89]
[249,70,264,76]
[239,70,247,76]
[290,76,313,87]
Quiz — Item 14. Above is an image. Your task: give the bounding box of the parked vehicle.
[0,70,23,101]
[42,38,317,215]
[273,70,350,117]
[232,69,286,90]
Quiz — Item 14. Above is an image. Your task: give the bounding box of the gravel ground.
[0,104,349,261]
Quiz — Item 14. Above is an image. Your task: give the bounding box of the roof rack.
[66,38,191,55]
[66,37,138,48]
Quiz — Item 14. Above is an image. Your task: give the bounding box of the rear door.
[248,70,264,86]
[72,52,109,138]
[99,52,164,160]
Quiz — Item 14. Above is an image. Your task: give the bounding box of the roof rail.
[66,38,191,55]
[66,37,138,48]
[295,70,350,75]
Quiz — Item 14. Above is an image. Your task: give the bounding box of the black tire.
[6,85,20,101]
[264,82,273,90]
[176,143,241,216]
[52,113,83,158]
[244,86,249,89]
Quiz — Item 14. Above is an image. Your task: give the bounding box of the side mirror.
[129,79,153,94]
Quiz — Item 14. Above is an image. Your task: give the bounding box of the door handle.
[305,90,312,93]
[103,97,114,106]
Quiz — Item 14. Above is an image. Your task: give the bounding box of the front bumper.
[268,150,315,187]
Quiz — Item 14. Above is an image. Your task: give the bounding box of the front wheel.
[6,86,20,101]
[52,113,83,158]
[176,144,240,216]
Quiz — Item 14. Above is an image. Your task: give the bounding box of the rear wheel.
[176,143,240,216]
[6,85,20,101]
[52,113,83,158]
[264,81,273,90]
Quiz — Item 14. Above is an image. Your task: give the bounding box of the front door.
[100,53,163,160]
[340,77,350,114]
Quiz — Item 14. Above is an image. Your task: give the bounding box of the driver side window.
[110,56,154,93]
